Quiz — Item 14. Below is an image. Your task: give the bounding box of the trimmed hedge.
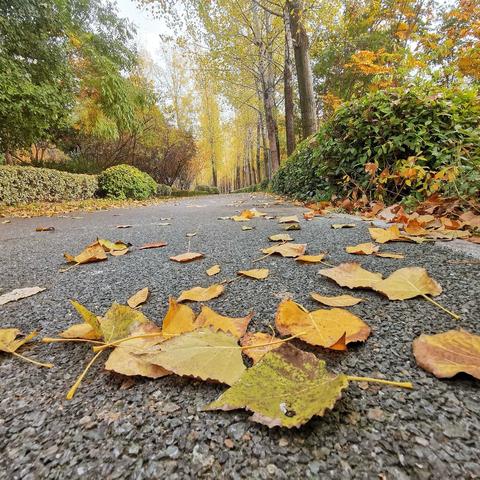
[98,164,157,200]
[0,166,98,205]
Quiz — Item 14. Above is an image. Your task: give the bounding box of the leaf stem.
[66,350,104,400]
[92,332,165,352]
[11,351,53,368]
[420,294,460,320]
[240,331,307,350]
[346,376,413,389]
[42,337,104,345]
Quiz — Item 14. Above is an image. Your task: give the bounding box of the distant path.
[1,193,479,479]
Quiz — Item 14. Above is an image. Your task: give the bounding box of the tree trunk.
[255,118,262,181]
[283,5,296,156]
[287,0,317,138]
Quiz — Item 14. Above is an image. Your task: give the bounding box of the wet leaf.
[262,243,307,258]
[206,265,221,276]
[238,269,269,280]
[295,254,326,264]
[278,215,299,224]
[138,242,167,250]
[310,293,364,307]
[374,252,405,259]
[0,286,46,306]
[373,267,442,300]
[369,225,402,243]
[269,234,293,242]
[197,306,253,338]
[127,287,149,308]
[345,243,379,255]
[319,263,383,289]
[275,299,370,350]
[204,343,349,428]
[64,241,107,264]
[177,284,224,302]
[331,223,356,229]
[170,252,204,262]
[413,330,480,379]
[240,332,282,364]
[162,297,198,336]
[141,328,246,385]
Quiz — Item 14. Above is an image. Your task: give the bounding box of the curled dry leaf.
[127,287,149,308]
[240,332,282,364]
[278,215,299,224]
[0,286,46,306]
[269,233,293,242]
[64,241,107,265]
[197,305,253,338]
[275,299,371,350]
[110,248,129,256]
[412,330,480,379]
[140,328,246,385]
[310,293,364,307]
[170,252,204,262]
[238,269,269,280]
[319,263,383,289]
[204,343,349,428]
[373,267,442,300]
[262,243,307,258]
[331,223,356,229]
[374,252,405,259]
[369,225,402,243]
[97,239,129,252]
[345,243,379,255]
[295,254,326,264]
[177,284,224,302]
[0,328,52,368]
[162,297,198,336]
[138,242,167,250]
[206,265,221,276]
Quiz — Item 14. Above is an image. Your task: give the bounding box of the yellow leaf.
[278,215,299,224]
[127,287,149,308]
[238,268,269,280]
[61,300,102,339]
[375,252,405,259]
[240,332,282,364]
[206,265,221,276]
[196,305,253,338]
[318,263,383,289]
[262,243,307,258]
[170,252,204,262]
[331,223,356,229]
[100,304,150,342]
[369,225,401,243]
[162,297,198,336]
[97,239,129,252]
[295,254,326,263]
[269,234,293,242]
[110,248,129,256]
[310,293,364,307]
[177,284,224,302]
[139,242,168,250]
[0,328,36,353]
[345,243,379,255]
[64,241,107,264]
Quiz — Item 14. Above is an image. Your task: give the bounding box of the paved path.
[0,194,479,479]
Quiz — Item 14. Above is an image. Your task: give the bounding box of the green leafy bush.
[0,166,98,205]
[157,184,173,196]
[98,164,157,200]
[194,185,220,194]
[272,85,480,202]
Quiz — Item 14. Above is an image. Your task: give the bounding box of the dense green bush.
[194,184,220,194]
[272,85,480,202]
[98,164,157,200]
[0,166,98,205]
[157,184,173,196]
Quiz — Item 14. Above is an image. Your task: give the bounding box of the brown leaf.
[310,293,364,307]
[369,225,402,243]
[404,219,428,236]
[413,330,480,379]
[177,284,224,302]
[318,263,383,289]
[197,305,253,338]
[206,265,221,276]
[460,211,480,230]
[139,242,167,250]
[345,243,379,255]
[283,223,301,231]
[64,241,107,264]
[238,268,269,280]
[127,287,149,308]
[262,243,307,258]
[170,252,204,262]
[295,254,326,263]
[240,332,282,364]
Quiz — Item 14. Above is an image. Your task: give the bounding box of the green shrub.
[272,84,480,202]
[194,184,220,194]
[0,166,98,205]
[98,164,157,200]
[157,183,173,196]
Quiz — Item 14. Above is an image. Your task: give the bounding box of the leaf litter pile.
[1,198,479,429]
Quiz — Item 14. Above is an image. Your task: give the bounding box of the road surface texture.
[1,193,479,480]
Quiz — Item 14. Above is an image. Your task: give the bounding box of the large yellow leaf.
[64,241,107,264]
[100,303,150,342]
[310,293,364,307]
[238,268,269,280]
[275,299,370,350]
[318,262,383,289]
[345,243,379,255]
[177,284,224,302]
[262,243,307,258]
[140,328,246,385]
[373,267,442,300]
[161,297,198,336]
[240,332,282,364]
[232,209,263,221]
[369,225,401,243]
[413,330,480,379]
[196,306,253,338]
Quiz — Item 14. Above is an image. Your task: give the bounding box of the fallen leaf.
[318,263,383,289]
[157,222,171,226]
[238,269,269,280]
[331,223,356,229]
[110,248,129,256]
[275,299,370,350]
[283,223,301,231]
[374,252,405,259]
[240,332,282,364]
[0,286,46,306]
[0,329,52,368]
[127,288,149,308]
[186,232,197,237]
[278,215,299,224]
[295,254,326,263]
[412,330,480,379]
[232,210,255,221]
[177,284,224,302]
[269,234,293,242]
[138,242,167,250]
[197,305,253,338]
[100,303,150,342]
[35,226,55,232]
[345,243,379,255]
[2,220,11,224]
[204,343,349,428]
[97,239,129,252]
[460,211,480,230]
[262,243,307,258]
[116,225,132,229]
[206,265,221,276]
[404,219,427,236]
[310,293,364,307]
[141,328,246,385]
[64,241,107,264]
[170,252,204,262]
[162,297,198,336]
[218,216,231,220]
[60,300,102,340]
[373,267,442,300]
[241,225,254,231]
[369,225,402,243]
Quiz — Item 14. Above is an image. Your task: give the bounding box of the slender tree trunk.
[283,5,296,156]
[255,118,262,181]
[287,0,317,138]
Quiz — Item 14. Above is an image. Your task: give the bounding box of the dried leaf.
[0,329,37,353]
[262,243,307,258]
[460,211,480,230]
[369,225,402,243]
[373,267,442,300]
[310,293,364,307]
[97,239,129,252]
[141,328,246,385]
[110,248,129,256]
[232,210,255,221]
[157,222,171,226]
[269,234,293,242]
[278,215,299,224]
[197,306,253,338]
[186,232,197,237]
[60,300,102,340]
[374,252,405,259]
[64,242,107,264]
[295,254,326,263]
[206,265,221,276]
[238,269,269,280]
[204,343,349,428]
[138,242,167,250]
[242,225,254,231]
[177,284,224,302]
[404,219,428,236]
[116,225,132,229]
[283,223,301,231]
[275,299,370,349]
[170,252,204,262]
[331,223,356,229]
[0,286,46,306]
[319,263,383,289]
[100,303,150,342]
[162,297,198,336]
[35,226,55,232]
[413,330,480,379]
[240,332,282,364]
[345,243,379,255]
[127,288,149,308]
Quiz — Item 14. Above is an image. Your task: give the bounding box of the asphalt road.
[1,193,479,480]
